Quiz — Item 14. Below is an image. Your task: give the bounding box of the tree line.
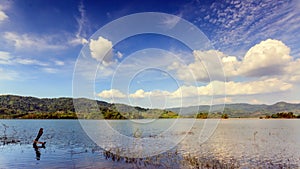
[263,112,300,119]
[0,95,178,119]
[195,112,229,119]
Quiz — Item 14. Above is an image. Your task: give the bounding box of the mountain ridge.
[0,95,176,119]
[168,101,300,117]
[1,95,300,118]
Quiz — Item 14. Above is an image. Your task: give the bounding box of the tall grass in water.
[101,147,298,168]
[0,123,20,145]
[101,147,240,168]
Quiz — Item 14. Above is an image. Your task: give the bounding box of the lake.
[0,119,299,168]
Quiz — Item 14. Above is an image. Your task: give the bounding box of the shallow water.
[0,119,299,168]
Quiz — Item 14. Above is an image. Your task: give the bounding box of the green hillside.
[0,95,177,119]
[1,95,300,119]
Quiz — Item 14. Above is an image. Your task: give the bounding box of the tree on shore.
[196,112,208,119]
[221,113,229,119]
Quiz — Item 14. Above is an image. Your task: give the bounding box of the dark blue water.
[0,120,111,168]
[0,119,299,168]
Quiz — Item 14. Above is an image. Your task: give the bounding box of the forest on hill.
[0,95,178,119]
[1,95,300,119]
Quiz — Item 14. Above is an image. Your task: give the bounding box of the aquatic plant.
[100,146,243,169]
[1,123,8,139]
[0,123,20,145]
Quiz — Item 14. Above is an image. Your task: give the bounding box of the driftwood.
[33,128,46,145]
[33,128,46,160]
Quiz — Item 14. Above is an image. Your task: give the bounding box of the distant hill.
[168,102,300,118]
[1,95,300,119]
[0,95,177,119]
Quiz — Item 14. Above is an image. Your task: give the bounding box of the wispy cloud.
[0,68,18,80]
[161,13,182,29]
[42,68,59,74]
[0,51,13,64]
[54,60,64,66]
[69,0,88,46]
[116,51,123,59]
[0,50,49,66]
[14,58,48,66]
[3,32,66,51]
[182,0,300,56]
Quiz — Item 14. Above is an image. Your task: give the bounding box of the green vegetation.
[0,95,178,119]
[18,111,78,119]
[264,112,299,119]
[196,112,208,119]
[221,113,229,119]
[195,111,229,119]
[159,111,179,118]
[1,95,300,119]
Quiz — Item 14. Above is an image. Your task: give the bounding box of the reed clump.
[0,123,20,145]
[101,147,242,169]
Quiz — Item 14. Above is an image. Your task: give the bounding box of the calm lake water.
[0,119,299,168]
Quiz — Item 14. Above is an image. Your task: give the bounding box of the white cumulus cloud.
[97,89,126,99]
[169,50,227,82]
[239,39,292,77]
[99,77,291,100]
[170,39,294,82]
[96,77,292,107]
[137,78,291,98]
[89,36,113,64]
[129,89,148,98]
[286,58,300,82]
[129,89,171,98]
[169,77,289,96]
[224,78,292,95]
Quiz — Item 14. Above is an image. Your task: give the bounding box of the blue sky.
[1,0,300,108]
